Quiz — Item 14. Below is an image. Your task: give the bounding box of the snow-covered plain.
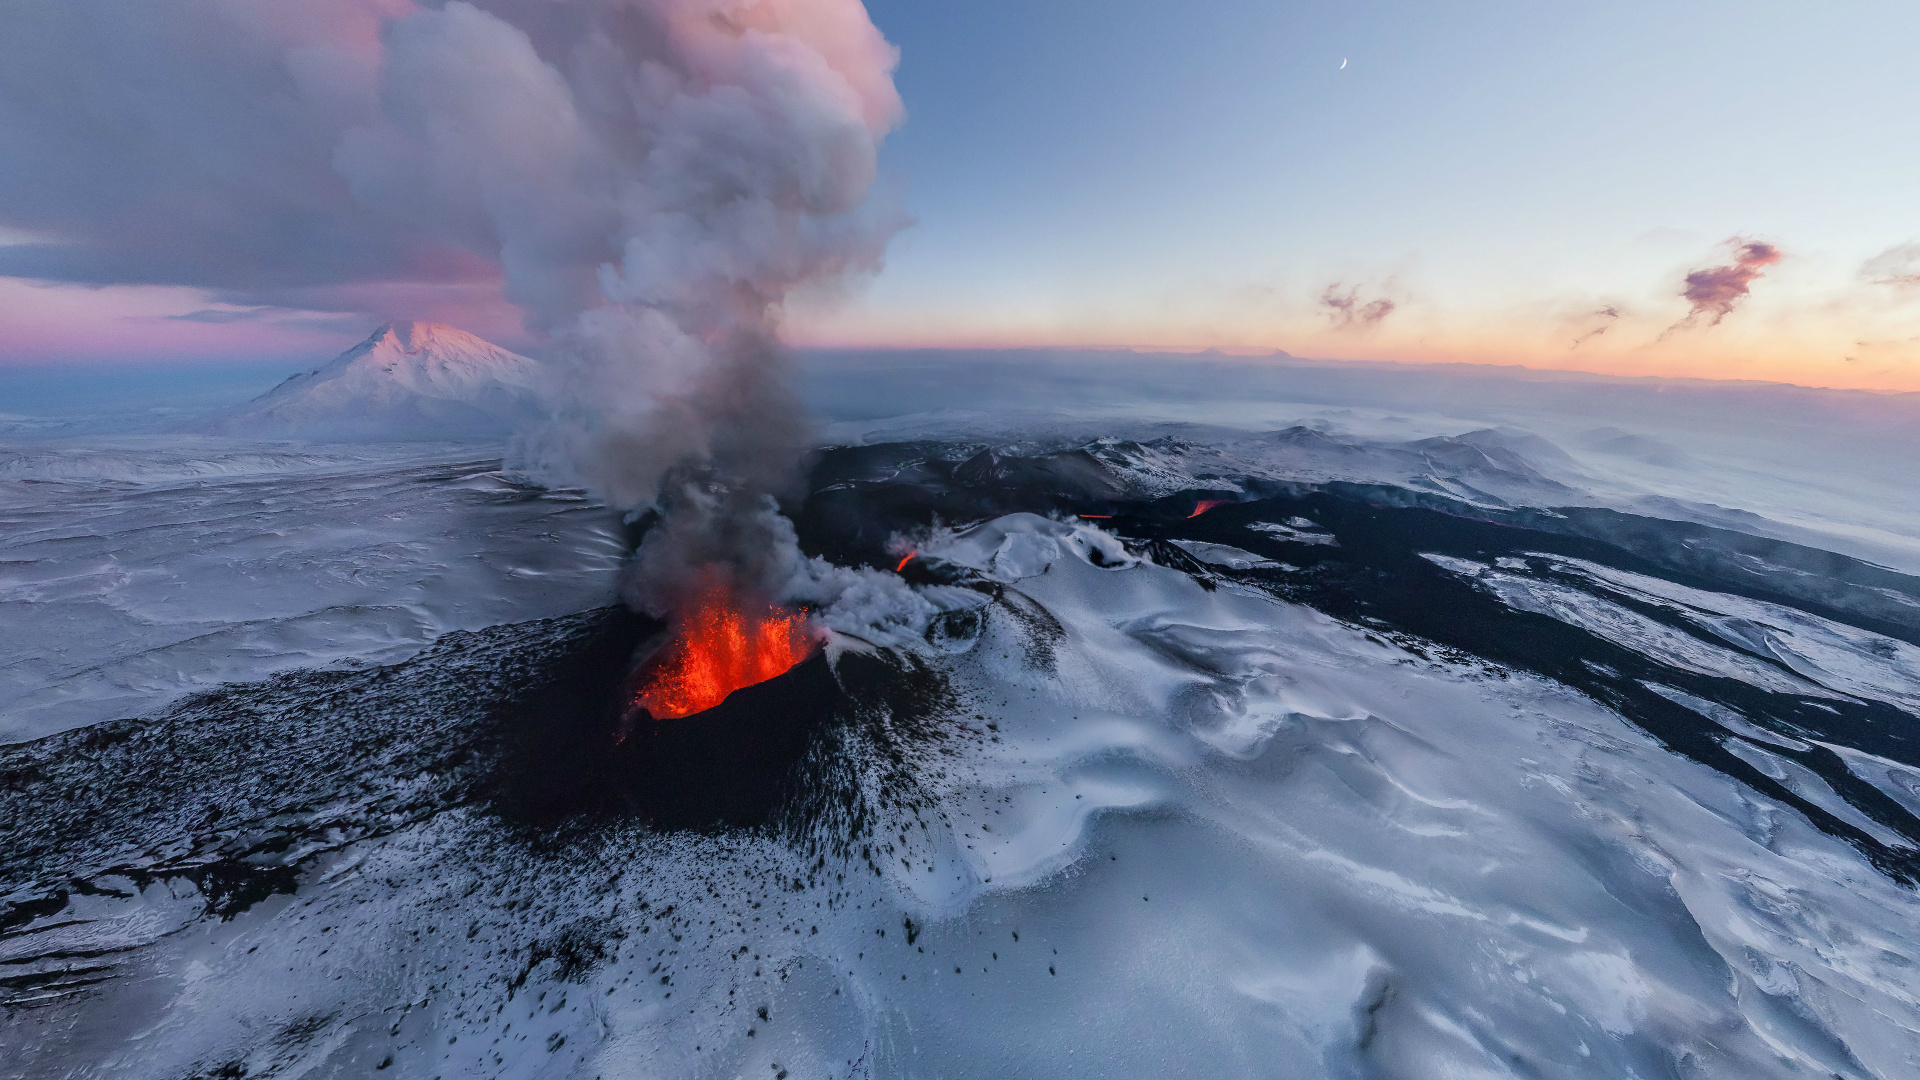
[7,350,1920,1078]
[0,438,624,741]
[1,323,616,741]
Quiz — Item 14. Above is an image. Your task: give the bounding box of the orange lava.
[632,573,818,720]
[1188,499,1230,518]
[895,550,916,572]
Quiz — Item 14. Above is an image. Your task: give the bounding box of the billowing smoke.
[330,1,910,621]
[1670,239,1781,331]
[1319,283,1394,328]
[365,0,918,630]
[0,0,932,635]
[1570,305,1621,349]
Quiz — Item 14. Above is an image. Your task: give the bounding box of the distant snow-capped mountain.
[197,321,546,441]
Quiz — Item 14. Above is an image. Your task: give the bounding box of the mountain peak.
[365,320,498,355]
[195,321,545,442]
[294,320,540,391]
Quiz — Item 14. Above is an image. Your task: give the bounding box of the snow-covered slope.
[10,514,1920,1078]
[196,321,546,441]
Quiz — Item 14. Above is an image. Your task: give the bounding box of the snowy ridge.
[1429,551,1920,714]
[0,439,393,484]
[805,350,1920,575]
[194,321,546,442]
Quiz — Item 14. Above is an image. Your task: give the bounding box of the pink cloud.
[1672,239,1782,330]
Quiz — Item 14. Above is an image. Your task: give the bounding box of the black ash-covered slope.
[0,602,962,1015]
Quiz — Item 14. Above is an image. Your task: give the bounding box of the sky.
[3,0,1920,391]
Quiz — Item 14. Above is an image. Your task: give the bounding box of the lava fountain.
[1189,499,1230,518]
[629,569,821,721]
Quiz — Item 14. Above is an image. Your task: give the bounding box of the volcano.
[194,321,545,441]
[489,615,846,833]
[627,572,821,722]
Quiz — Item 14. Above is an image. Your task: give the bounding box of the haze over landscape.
[6,3,1920,1079]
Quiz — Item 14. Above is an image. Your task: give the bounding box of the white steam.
[337,0,908,618]
[340,0,902,492]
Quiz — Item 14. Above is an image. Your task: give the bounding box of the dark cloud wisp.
[1571,305,1621,349]
[1319,284,1395,328]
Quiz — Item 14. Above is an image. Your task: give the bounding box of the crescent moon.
[1340,58,1348,69]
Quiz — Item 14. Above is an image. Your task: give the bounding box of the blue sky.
[786,0,1920,387]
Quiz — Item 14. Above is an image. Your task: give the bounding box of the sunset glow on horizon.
[781,256,1920,393]
[3,0,1918,395]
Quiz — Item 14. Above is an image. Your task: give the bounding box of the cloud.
[0,0,905,335]
[1319,284,1394,329]
[154,306,369,335]
[1861,243,1920,288]
[1571,305,1621,349]
[0,2,911,621]
[1670,238,1781,331]
[163,307,280,324]
[0,2,474,306]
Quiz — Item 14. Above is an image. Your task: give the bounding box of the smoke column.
[337,0,911,621]
[0,0,931,632]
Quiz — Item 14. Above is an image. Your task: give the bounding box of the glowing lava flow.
[632,574,819,720]
[1189,499,1230,518]
[895,550,916,572]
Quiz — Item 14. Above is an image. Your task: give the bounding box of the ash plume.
[1668,238,1781,333]
[1570,305,1621,349]
[0,0,924,630]
[338,0,912,622]
[1319,284,1395,328]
